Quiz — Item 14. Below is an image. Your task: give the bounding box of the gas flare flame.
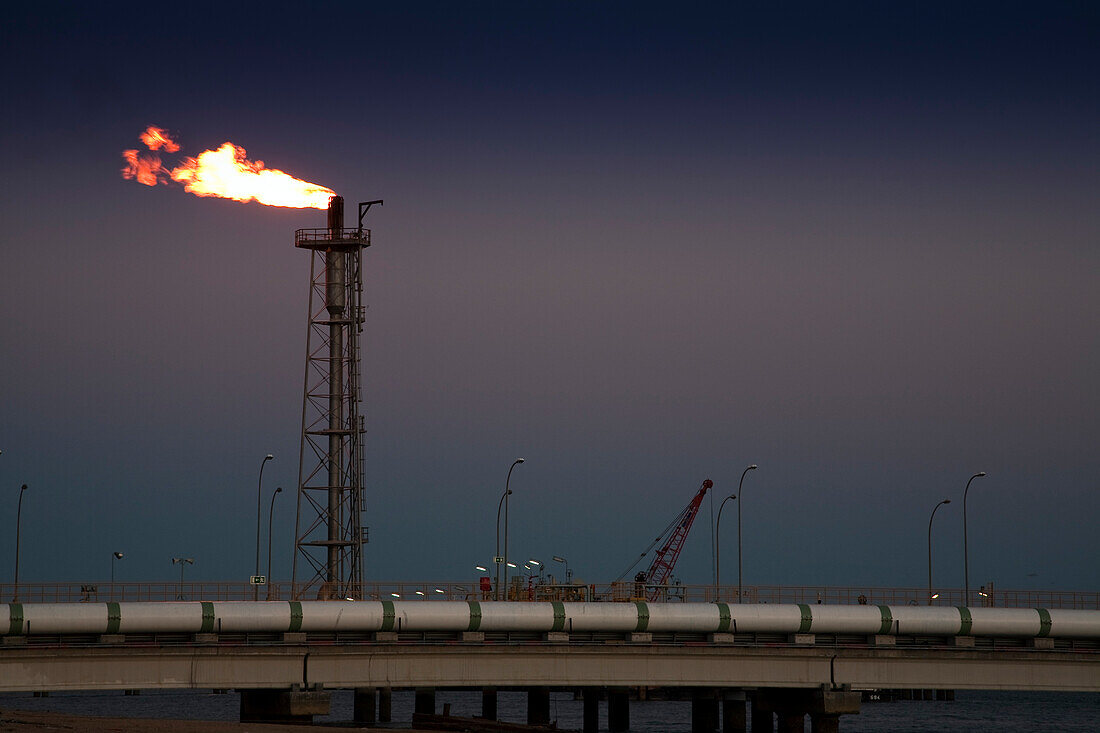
[121,148,165,186]
[121,126,334,209]
[139,126,180,152]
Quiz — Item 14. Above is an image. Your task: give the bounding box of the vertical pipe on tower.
[325,195,346,592]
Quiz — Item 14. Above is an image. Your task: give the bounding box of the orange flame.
[170,143,335,209]
[121,149,167,186]
[139,126,180,152]
[121,127,334,209]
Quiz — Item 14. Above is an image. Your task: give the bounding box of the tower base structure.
[291,195,370,600]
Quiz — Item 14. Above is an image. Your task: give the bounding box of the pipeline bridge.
[2,597,1099,733]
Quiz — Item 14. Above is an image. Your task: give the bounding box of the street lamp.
[267,486,283,600]
[255,453,273,601]
[963,471,987,607]
[737,464,757,604]
[927,499,951,605]
[552,555,571,582]
[715,494,737,599]
[495,458,524,601]
[111,552,124,599]
[14,484,28,602]
[172,557,194,600]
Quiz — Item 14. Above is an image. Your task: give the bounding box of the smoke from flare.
[121,126,334,209]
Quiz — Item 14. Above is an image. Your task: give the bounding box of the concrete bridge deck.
[4,629,1097,731]
[3,631,1097,693]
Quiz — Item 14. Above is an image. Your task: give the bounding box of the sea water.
[2,688,1099,731]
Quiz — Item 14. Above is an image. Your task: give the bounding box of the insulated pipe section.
[4,602,1100,638]
[325,195,346,313]
[325,194,346,590]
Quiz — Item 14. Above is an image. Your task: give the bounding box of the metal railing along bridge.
[2,581,1096,609]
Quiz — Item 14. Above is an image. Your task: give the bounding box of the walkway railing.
[2,581,1097,609]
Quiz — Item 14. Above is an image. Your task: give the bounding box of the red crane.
[615,479,713,600]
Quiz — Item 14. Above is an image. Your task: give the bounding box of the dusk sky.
[2,2,1097,593]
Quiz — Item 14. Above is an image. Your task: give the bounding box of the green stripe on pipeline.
[381,600,395,632]
[877,605,893,635]
[1037,608,1052,638]
[551,601,565,632]
[634,601,650,632]
[957,607,973,636]
[797,604,813,634]
[288,601,303,633]
[106,602,122,634]
[468,601,482,632]
[200,602,215,633]
[8,603,23,636]
[716,602,731,633]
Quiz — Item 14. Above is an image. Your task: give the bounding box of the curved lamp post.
[14,484,28,602]
[737,464,758,604]
[963,471,987,607]
[552,555,570,582]
[111,552,124,600]
[111,552,124,583]
[172,557,194,600]
[267,486,283,599]
[927,499,951,605]
[495,458,524,601]
[254,454,273,601]
[715,494,737,599]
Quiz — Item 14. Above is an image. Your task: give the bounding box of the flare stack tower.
[291,195,373,599]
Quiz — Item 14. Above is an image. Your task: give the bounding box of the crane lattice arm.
[614,479,713,601]
[645,479,712,592]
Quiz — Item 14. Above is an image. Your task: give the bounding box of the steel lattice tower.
[291,196,374,599]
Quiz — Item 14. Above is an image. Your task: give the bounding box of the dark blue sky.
[1,2,1097,592]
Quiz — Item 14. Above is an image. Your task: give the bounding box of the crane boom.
[612,479,715,599]
[643,479,712,596]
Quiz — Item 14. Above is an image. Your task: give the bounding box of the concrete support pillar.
[379,687,392,723]
[750,700,774,732]
[353,688,376,723]
[776,711,804,733]
[608,688,630,733]
[692,688,719,733]
[810,713,840,733]
[415,687,436,716]
[722,692,747,733]
[528,688,551,726]
[482,687,498,720]
[239,689,330,724]
[757,688,860,733]
[583,689,600,733]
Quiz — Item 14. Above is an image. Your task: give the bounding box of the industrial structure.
[291,195,380,600]
[6,599,1100,639]
[4,600,1099,730]
[616,479,713,600]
